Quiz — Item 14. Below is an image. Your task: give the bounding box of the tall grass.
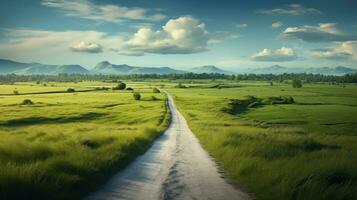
[0,83,170,200]
[168,82,357,200]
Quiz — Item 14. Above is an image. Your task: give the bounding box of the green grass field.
[0,82,170,200]
[1,80,356,200]
[167,81,357,200]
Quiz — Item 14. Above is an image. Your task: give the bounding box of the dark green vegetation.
[292,79,303,88]
[133,92,141,100]
[221,96,294,115]
[114,82,126,90]
[1,72,357,84]
[0,82,170,200]
[168,82,357,200]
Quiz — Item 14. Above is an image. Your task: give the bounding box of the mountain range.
[0,59,89,75]
[0,59,356,75]
[239,65,357,76]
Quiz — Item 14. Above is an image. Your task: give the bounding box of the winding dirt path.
[85,94,250,200]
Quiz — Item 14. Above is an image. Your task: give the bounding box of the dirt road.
[86,94,250,200]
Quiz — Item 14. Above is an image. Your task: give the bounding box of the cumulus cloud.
[258,4,321,15]
[309,41,357,60]
[0,17,235,58]
[251,47,297,62]
[70,41,102,53]
[118,16,235,55]
[281,23,357,42]
[272,21,283,29]
[41,0,166,23]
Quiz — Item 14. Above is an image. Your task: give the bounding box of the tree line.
[0,73,357,83]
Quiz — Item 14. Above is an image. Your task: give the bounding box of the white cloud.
[281,23,357,42]
[0,17,235,58]
[70,41,102,53]
[0,28,125,60]
[272,21,283,29]
[309,41,357,60]
[251,47,297,62]
[120,16,235,55]
[41,0,166,23]
[258,4,321,15]
[236,23,248,28]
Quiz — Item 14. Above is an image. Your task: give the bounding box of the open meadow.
[1,79,357,200]
[0,81,170,200]
[167,81,357,200]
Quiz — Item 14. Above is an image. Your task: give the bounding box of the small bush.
[13,90,19,95]
[67,88,75,93]
[126,87,133,91]
[133,92,141,100]
[21,99,34,105]
[153,88,160,93]
[114,82,126,90]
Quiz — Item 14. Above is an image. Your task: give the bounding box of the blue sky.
[0,0,356,70]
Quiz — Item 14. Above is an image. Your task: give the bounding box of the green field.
[167,82,357,200]
[0,82,170,200]
[1,80,356,200]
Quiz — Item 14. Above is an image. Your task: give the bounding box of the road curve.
[85,94,250,200]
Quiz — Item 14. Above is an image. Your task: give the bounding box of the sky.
[0,0,357,71]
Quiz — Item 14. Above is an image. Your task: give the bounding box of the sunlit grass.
[0,82,170,200]
[168,82,357,200]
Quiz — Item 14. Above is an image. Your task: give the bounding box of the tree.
[133,92,141,100]
[292,79,303,88]
[21,99,34,105]
[115,82,126,90]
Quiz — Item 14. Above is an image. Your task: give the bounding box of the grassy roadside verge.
[0,87,170,200]
[168,83,357,200]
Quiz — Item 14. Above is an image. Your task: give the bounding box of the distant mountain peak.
[268,65,285,69]
[189,65,233,74]
[98,61,110,65]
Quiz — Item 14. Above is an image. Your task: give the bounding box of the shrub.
[133,92,141,100]
[292,79,303,88]
[265,96,295,104]
[13,90,19,95]
[222,96,261,114]
[114,82,126,90]
[21,99,34,105]
[153,88,160,93]
[126,87,133,91]
[67,88,75,93]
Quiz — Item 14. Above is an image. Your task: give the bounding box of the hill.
[0,59,89,75]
